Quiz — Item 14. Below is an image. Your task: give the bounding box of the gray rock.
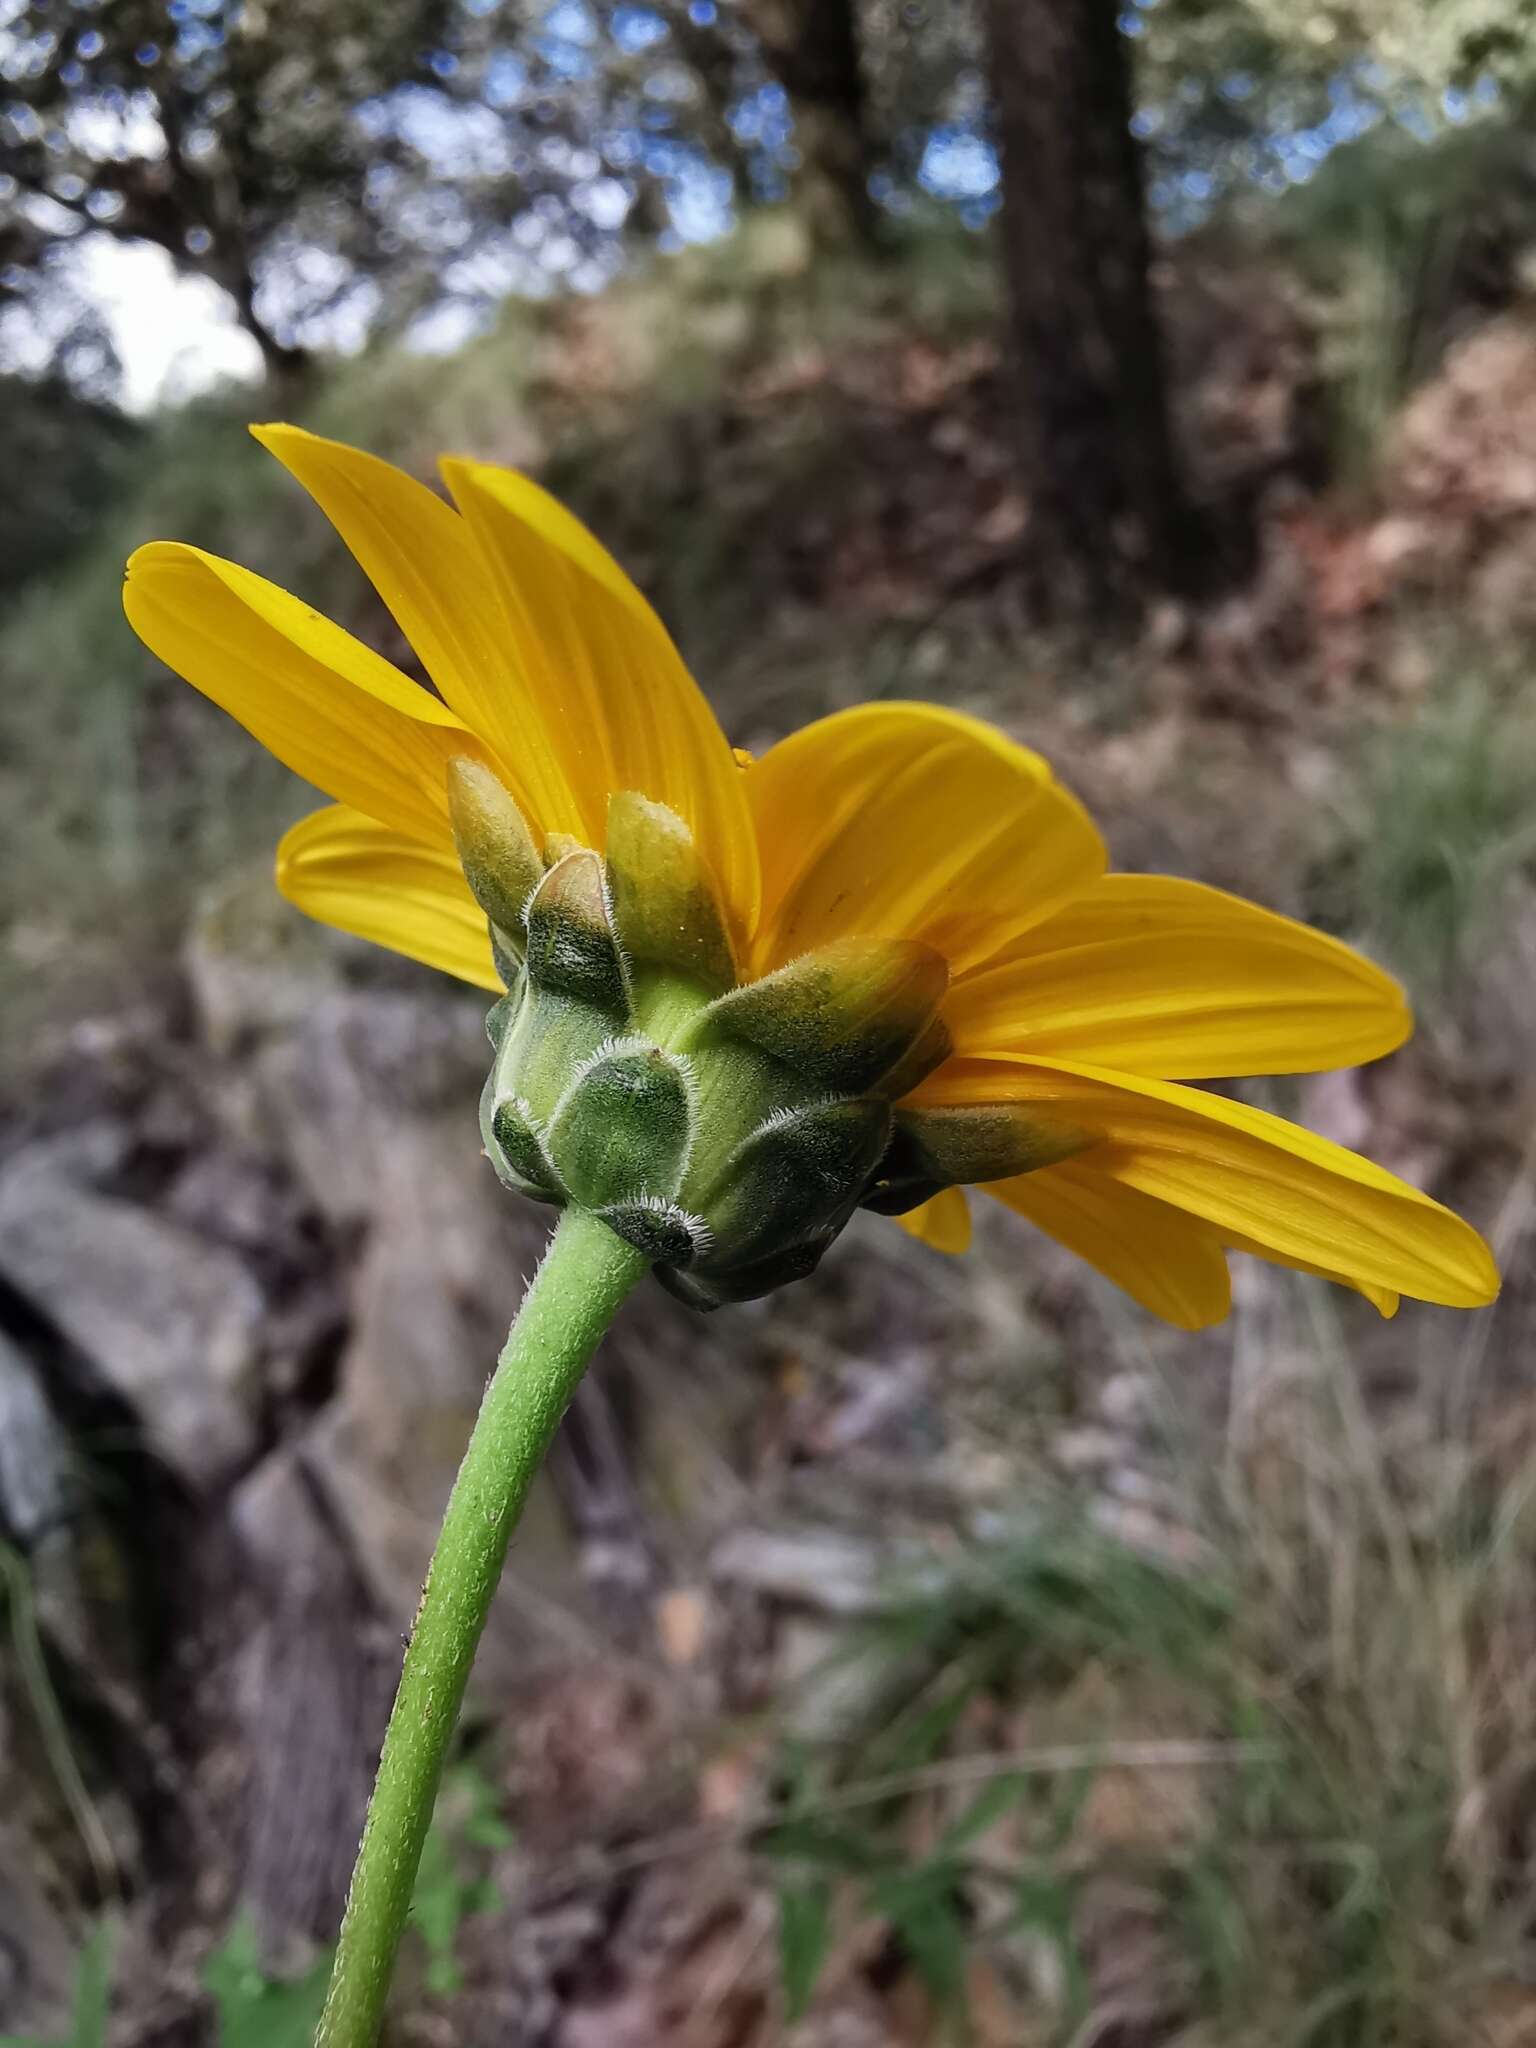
[236,980,584,1672]
[0,1329,76,1546]
[710,1523,935,1616]
[0,1817,80,2036]
[228,1444,394,1966]
[252,988,489,1228]
[184,869,348,1056]
[0,1149,263,1487]
[1052,1425,1124,1475]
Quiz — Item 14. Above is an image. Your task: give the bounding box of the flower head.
[123,426,1498,1324]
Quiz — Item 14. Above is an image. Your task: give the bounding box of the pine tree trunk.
[743,0,881,247]
[983,0,1195,615]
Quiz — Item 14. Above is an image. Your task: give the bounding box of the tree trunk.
[983,0,1195,615]
[221,259,310,394]
[743,0,881,248]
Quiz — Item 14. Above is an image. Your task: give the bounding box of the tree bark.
[225,262,311,394]
[983,0,1195,615]
[742,0,881,248]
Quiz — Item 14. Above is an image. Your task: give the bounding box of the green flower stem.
[317,1207,648,2048]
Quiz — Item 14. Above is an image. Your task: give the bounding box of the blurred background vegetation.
[2,2,1536,2043]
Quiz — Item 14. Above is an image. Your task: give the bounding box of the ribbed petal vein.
[277,804,501,990]
[746,703,1106,977]
[920,1055,1497,1311]
[252,425,586,839]
[947,874,1412,1078]
[987,1160,1233,1330]
[442,457,759,939]
[123,542,476,848]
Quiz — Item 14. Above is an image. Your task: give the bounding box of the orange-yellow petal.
[987,1160,1232,1329]
[1221,1230,1399,1318]
[251,424,585,839]
[920,1055,1498,1311]
[276,804,501,991]
[123,542,478,847]
[947,875,1411,1078]
[440,456,758,938]
[745,704,1105,977]
[892,1187,972,1254]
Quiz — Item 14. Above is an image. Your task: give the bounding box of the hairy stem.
[317,1207,648,2047]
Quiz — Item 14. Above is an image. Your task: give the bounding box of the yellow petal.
[123,543,476,847]
[276,804,502,990]
[745,704,1105,977]
[987,1161,1232,1329]
[1221,1229,1399,1318]
[441,456,759,938]
[892,1187,972,1254]
[947,874,1412,1077]
[251,424,584,838]
[920,1056,1499,1311]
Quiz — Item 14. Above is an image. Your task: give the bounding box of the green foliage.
[0,378,141,596]
[407,1759,514,1998]
[1151,0,1536,106]
[201,1923,332,2048]
[755,1521,1233,2029]
[1337,673,1536,993]
[774,1872,833,2022]
[0,1921,113,2048]
[0,0,460,371]
[742,1333,1536,2045]
[0,1920,331,2048]
[1140,0,1536,205]
[860,1519,1235,1697]
[1273,120,1536,487]
[0,1763,510,2044]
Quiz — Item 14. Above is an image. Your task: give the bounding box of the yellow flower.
[123,425,1498,1327]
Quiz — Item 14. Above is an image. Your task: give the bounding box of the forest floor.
[2,217,1536,2046]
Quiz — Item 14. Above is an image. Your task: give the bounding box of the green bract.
[467,765,1094,1306]
[465,765,1065,1306]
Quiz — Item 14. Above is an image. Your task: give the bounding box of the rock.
[228,1444,394,1965]
[1097,1371,1156,1432]
[0,1337,152,1825]
[250,988,489,1228]
[184,869,349,1057]
[0,1816,80,2036]
[1467,1987,1536,2048]
[1052,1426,1123,1476]
[242,983,593,1674]
[0,1147,264,1487]
[0,1329,77,1546]
[554,1857,770,2048]
[772,1611,925,1742]
[710,1524,919,1618]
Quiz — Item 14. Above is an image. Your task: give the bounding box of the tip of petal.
[1378,995,1415,1061]
[1463,1237,1502,1307]
[1420,1209,1502,1309]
